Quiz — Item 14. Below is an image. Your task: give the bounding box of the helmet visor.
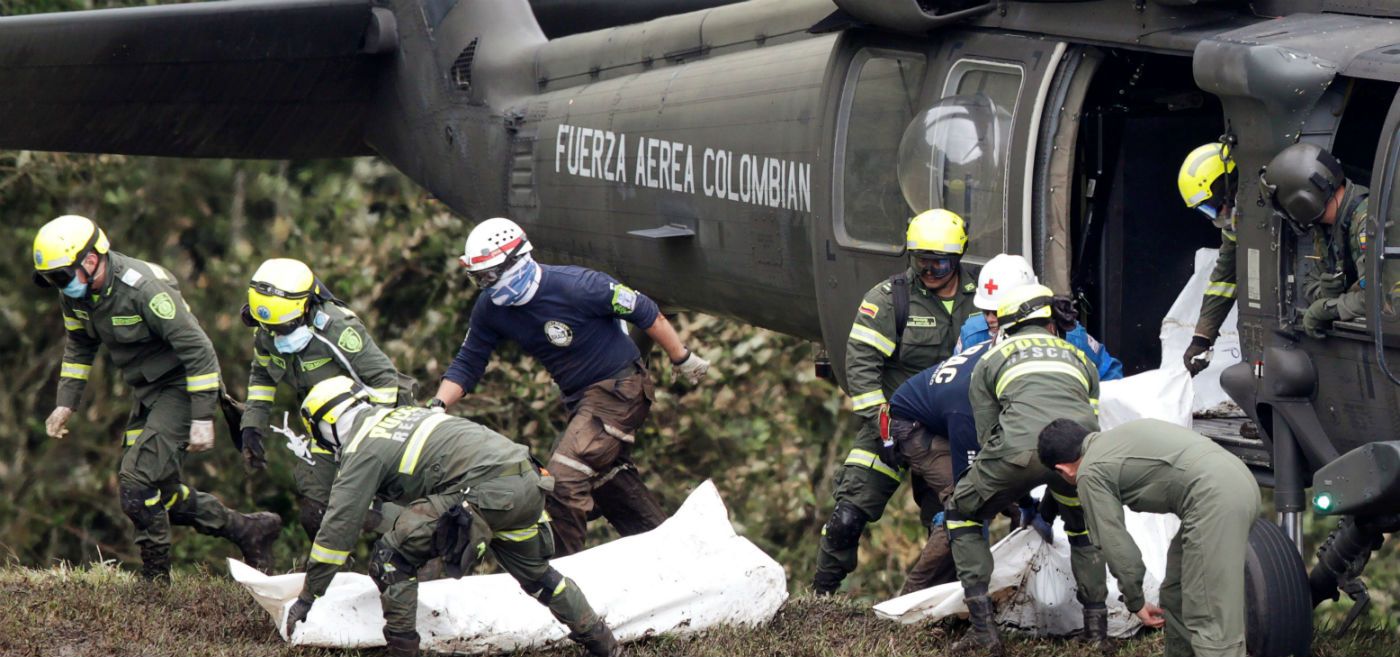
[463,260,508,289]
[37,266,79,289]
[912,253,959,280]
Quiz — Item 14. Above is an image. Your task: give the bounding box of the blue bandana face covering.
[274,325,314,353]
[488,255,541,306]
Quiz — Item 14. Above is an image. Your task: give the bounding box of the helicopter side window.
[835,50,928,251]
[898,61,1021,260]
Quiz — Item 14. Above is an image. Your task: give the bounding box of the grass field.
[2,563,1396,657]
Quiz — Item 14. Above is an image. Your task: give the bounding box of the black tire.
[1245,518,1313,657]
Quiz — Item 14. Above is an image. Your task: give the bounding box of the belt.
[491,460,533,479]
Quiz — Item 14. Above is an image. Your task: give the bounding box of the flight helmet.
[1260,143,1345,232]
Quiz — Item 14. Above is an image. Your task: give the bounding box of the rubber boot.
[811,573,841,596]
[952,594,1005,656]
[383,629,420,657]
[139,545,171,583]
[568,619,619,657]
[225,511,283,572]
[1082,602,1111,655]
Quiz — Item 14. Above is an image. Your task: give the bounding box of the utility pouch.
[433,502,488,578]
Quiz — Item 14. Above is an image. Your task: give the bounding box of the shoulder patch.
[338,326,364,353]
[120,268,144,287]
[859,301,879,319]
[148,292,177,320]
[963,282,976,294]
[611,284,638,315]
[313,311,330,330]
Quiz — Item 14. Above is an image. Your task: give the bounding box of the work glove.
[45,406,74,439]
[672,348,710,385]
[188,420,216,453]
[286,597,313,636]
[1302,298,1342,339]
[241,428,267,470]
[1017,497,1055,544]
[1182,335,1213,377]
[1307,271,1347,301]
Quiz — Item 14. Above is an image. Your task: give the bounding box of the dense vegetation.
[0,1,1396,654]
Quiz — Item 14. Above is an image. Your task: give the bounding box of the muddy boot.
[226,511,283,572]
[139,545,171,583]
[952,593,1004,656]
[1082,602,1111,654]
[383,629,420,657]
[568,619,619,657]
[811,573,841,596]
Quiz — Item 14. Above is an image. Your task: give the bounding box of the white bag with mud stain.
[231,480,787,653]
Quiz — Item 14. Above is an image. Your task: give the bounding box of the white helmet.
[460,218,533,285]
[973,254,1038,311]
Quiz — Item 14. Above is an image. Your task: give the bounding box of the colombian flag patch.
[859,301,879,319]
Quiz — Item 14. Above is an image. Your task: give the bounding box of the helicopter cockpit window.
[898,62,1021,260]
[836,50,928,251]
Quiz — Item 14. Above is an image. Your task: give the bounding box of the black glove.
[1182,335,1213,377]
[241,428,267,470]
[286,597,312,635]
[1019,498,1056,545]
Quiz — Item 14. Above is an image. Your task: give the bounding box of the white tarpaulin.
[232,480,787,653]
[1159,247,1242,415]
[873,370,1191,635]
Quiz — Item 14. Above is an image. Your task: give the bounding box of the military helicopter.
[2,0,1398,654]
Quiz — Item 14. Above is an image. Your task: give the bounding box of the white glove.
[45,406,74,439]
[672,349,711,385]
[188,420,216,453]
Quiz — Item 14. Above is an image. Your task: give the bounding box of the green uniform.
[948,325,1107,604]
[813,265,978,592]
[301,405,600,638]
[243,302,413,536]
[1195,220,1237,342]
[1076,419,1259,657]
[55,251,242,569]
[1304,182,1399,321]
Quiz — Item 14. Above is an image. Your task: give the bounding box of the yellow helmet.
[907,209,967,255]
[32,215,110,286]
[996,283,1055,332]
[300,376,371,451]
[248,258,316,328]
[1177,143,1237,210]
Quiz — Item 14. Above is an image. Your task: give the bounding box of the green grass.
[2,564,1397,657]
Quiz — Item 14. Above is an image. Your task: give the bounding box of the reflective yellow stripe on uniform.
[310,543,350,565]
[947,520,983,530]
[844,448,901,483]
[163,484,191,509]
[186,372,220,392]
[1090,398,1100,416]
[143,490,163,507]
[1205,282,1237,299]
[995,361,1089,398]
[493,526,541,542]
[1066,529,1090,537]
[398,414,452,475]
[247,385,277,402]
[124,428,142,446]
[60,362,92,380]
[849,324,895,357]
[255,354,271,367]
[1051,491,1081,508]
[850,390,886,412]
[370,387,398,404]
[63,317,83,331]
[553,579,567,596]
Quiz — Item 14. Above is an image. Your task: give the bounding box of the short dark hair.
[1038,419,1092,467]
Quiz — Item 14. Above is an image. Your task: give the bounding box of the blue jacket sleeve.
[579,269,659,329]
[1067,325,1124,382]
[958,314,991,353]
[443,299,501,392]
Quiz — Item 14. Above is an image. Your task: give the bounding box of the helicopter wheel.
[1245,518,1313,657]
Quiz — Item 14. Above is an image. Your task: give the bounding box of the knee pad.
[120,484,163,531]
[368,540,418,592]
[522,567,566,605]
[822,501,868,550]
[299,498,328,539]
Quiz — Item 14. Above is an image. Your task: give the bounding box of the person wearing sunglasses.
[1177,142,1240,375]
[429,217,710,556]
[32,215,281,581]
[240,257,415,539]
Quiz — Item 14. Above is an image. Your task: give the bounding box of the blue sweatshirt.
[444,265,660,398]
[888,340,991,479]
[956,314,1124,381]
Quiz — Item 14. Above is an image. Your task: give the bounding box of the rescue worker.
[1261,142,1396,337]
[241,257,414,538]
[945,284,1108,655]
[430,218,710,556]
[1038,418,1259,657]
[957,254,1122,381]
[886,337,1055,595]
[812,208,980,595]
[285,377,617,657]
[33,215,281,581]
[1177,142,1240,375]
